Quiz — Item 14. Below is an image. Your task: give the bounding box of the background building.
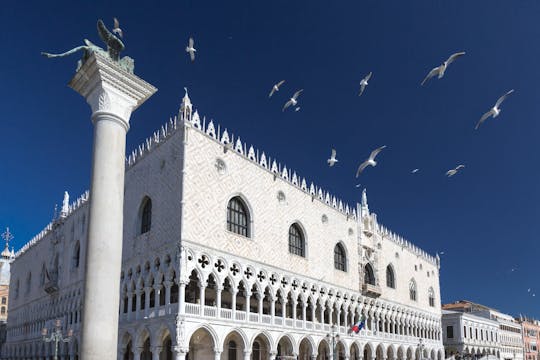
[442,309,500,359]
[3,92,444,360]
[443,301,524,360]
[518,317,540,360]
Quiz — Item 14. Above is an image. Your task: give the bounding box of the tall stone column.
[69,52,156,360]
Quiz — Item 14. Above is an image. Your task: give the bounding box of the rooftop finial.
[184,87,188,97]
[61,191,70,218]
[179,86,192,121]
[1,228,14,259]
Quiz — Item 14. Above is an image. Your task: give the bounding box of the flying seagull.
[327,149,338,167]
[355,183,362,188]
[269,80,285,98]
[475,90,514,130]
[411,168,419,174]
[439,251,445,255]
[282,89,303,111]
[446,165,465,177]
[356,146,387,177]
[295,107,301,112]
[421,52,466,86]
[358,72,372,96]
[186,37,196,62]
[113,18,123,38]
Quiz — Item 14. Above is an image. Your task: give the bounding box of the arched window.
[386,265,395,288]
[428,287,435,307]
[364,264,375,285]
[26,272,32,294]
[288,224,305,257]
[40,264,47,286]
[334,243,347,271]
[1,307,5,315]
[409,279,417,301]
[227,197,250,237]
[141,198,152,234]
[72,242,80,269]
[253,341,260,360]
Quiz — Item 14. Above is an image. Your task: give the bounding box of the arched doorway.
[298,337,314,360]
[189,327,216,360]
[252,333,271,360]
[161,335,173,360]
[223,330,245,360]
[277,335,294,358]
[317,340,330,360]
[350,343,361,360]
[141,338,151,360]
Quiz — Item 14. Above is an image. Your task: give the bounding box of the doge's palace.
[3,91,444,360]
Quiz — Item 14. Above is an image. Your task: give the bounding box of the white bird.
[295,107,301,112]
[186,37,196,62]
[356,146,387,177]
[411,168,419,174]
[421,52,466,86]
[533,294,536,297]
[358,72,372,96]
[475,90,515,130]
[446,165,465,177]
[282,89,303,111]
[438,251,445,255]
[269,80,285,98]
[327,149,338,167]
[355,183,362,188]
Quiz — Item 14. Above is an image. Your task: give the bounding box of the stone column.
[270,295,276,322]
[214,349,222,360]
[199,283,206,316]
[245,291,251,321]
[133,348,142,360]
[179,282,186,314]
[320,304,325,324]
[135,289,142,320]
[164,281,173,306]
[282,298,287,323]
[216,286,223,318]
[258,293,264,322]
[302,302,307,327]
[144,287,151,315]
[70,52,156,360]
[231,290,237,320]
[127,292,133,321]
[154,284,162,309]
[292,299,297,321]
[151,347,161,360]
[243,350,252,360]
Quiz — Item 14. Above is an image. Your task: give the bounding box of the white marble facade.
[3,92,444,360]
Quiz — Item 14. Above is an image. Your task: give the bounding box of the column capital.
[69,52,157,130]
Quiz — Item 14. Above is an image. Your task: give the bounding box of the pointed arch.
[409,279,417,301]
[139,196,152,234]
[288,222,306,257]
[364,263,375,285]
[428,287,435,307]
[334,242,347,271]
[226,195,252,237]
[72,241,81,269]
[386,264,396,288]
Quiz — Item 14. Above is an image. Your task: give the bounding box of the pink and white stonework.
[3,91,444,360]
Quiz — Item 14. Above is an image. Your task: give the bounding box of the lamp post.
[326,324,340,360]
[42,319,73,360]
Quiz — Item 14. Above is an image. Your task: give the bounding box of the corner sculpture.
[41,19,134,74]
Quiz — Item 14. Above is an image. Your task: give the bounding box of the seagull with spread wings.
[421,52,465,86]
[327,149,338,167]
[356,146,387,177]
[475,90,515,130]
[113,18,123,38]
[282,89,303,111]
[358,72,372,96]
[186,37,196,62]
[446,165,465,177]
[269,80,285,98]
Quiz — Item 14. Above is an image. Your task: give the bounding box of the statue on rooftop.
[41,19,134,74]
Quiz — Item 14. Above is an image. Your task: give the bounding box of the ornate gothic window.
[428,287,435,307]
[227,197,250,237]
[409,279,417,301]
[288,224,305,257]
[140,197,152,234]
[386,265,395,288]
[364,263,375,285]
[334,243,347,271]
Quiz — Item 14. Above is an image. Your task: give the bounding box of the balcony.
[362,283,382,298]
[44,280,59,294]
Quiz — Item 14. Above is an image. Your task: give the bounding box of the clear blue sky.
[1,0,539,318]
